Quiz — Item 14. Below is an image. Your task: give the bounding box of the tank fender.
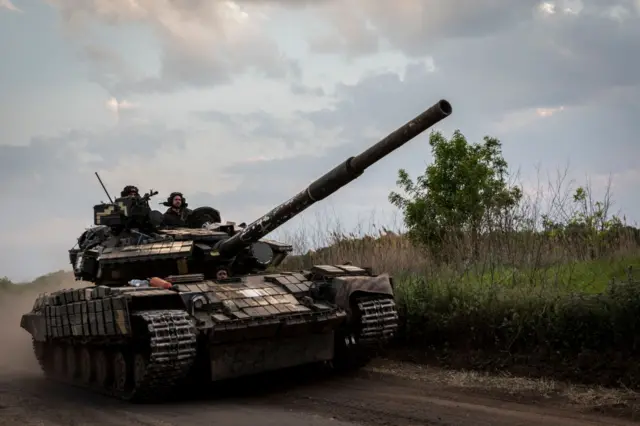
[331,273,394,315]
[20,312,47,342]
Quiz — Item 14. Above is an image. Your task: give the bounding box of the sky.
[1,0,638,281]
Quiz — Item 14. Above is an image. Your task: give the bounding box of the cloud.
[105,96,137,123]
[291,1,640,169]
[3,0,640,281]
[302,0,638,57]
[294,1,640,115]
[297,58,640,181]
[0,0,21,12]
[306,0,543,57]
[45,0,301,96]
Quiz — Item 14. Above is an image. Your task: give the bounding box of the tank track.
[34,309,197,403]
[333,294,398,370]
[356,296,399,345]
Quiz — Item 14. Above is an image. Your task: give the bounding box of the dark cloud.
[429,11,640,113]
[295,60,640,179]
[290,1,640,177]
[306,0,543,57]
[293,1,640,120]
[48,0,304,96]
[303,1,638,59]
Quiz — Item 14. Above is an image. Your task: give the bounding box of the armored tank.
[20,99,453,402]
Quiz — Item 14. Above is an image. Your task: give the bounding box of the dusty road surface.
[1,360,638,426]
[2,282,638,426]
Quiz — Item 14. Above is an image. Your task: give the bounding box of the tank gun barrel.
[217,99,453,256]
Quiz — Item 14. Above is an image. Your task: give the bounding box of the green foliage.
[541,186,639,259]
[0,270,72,295]
[394,257,640,387]
[0,276,13,292]
[389,130,522,258]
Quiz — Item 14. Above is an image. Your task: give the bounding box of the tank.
[20,99,453,402]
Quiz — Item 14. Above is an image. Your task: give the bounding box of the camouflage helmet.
[121,185,139,197]
[163,191,188,208]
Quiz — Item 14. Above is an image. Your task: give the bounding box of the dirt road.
[0,361,636,426]
[1,282,637,426]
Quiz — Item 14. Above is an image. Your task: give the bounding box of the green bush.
[0,270,72,298]
[394,256,640,386]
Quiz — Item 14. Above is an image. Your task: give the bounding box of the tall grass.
[274,169,640,387]
[277,169,639,288]
[0,270,73,295]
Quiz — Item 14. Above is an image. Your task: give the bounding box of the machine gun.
[92,178,161,231]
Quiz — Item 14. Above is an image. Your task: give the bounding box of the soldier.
[120,185,140,199]
[162,191,192,227]
[112,185,140,204]
[215,267,229,281]
[112,185,141,210]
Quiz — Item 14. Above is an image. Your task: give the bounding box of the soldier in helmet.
[162,191,192,227]
[113,185,140,203]
[121,185,140,199]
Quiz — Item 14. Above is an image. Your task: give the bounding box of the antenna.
[94,172,114,204]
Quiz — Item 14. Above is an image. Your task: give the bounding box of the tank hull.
[20,264,398,402]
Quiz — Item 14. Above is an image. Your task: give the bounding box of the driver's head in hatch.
[216,268,229,280]
[168,192,186,211]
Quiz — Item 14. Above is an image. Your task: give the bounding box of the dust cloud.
[0,273,83,374]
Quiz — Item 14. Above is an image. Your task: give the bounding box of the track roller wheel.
[94,350,112,389]
[65,345,79,379]
[332,333,369,372]
[32,340,45,362]
[53,344,66,378]
[31,339,50,374]
[79,347,94,384]
[113,351,131,393]
[133,353,148,388]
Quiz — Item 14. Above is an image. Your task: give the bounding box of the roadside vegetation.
[280,129,640,389]
[0,271,72,295]
[3,129,639,389]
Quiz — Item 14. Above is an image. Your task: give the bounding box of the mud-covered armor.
[20,99,453,402]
